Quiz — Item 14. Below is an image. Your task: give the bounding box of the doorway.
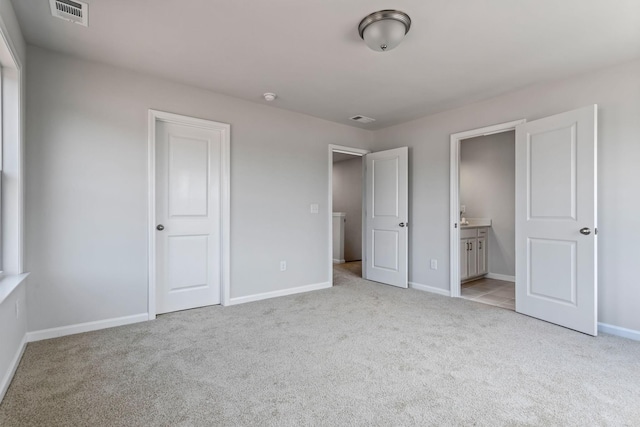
[450,120,524,302]
[458,130,516,311]
[327,144,410,289]
[332,151,363,265]
[328,145,368,284]
[450,106,598,336]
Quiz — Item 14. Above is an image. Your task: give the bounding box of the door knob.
[579,227,591,235]
[156,224,165,231]
[399,222,406,227]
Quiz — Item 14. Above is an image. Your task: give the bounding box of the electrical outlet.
[460,205,466,214]
[280,261,287,271]
[430,259,438,270]
[15,299,20,319]
[310,204,319,214]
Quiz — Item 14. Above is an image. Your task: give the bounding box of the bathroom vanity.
[460,220,491,282]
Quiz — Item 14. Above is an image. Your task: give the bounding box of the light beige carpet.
[1,262,639,426]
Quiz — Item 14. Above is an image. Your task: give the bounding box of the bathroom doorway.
[449,120,524,310]
[458,130,516,310]
[450,107,598,335]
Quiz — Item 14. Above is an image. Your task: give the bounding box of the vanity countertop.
[460,218,492,229]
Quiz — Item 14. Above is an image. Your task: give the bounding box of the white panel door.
[515,105,597,335]
[156,121,222,313]
[365,147,408,288]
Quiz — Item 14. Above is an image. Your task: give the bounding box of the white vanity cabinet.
[460,227,489,281]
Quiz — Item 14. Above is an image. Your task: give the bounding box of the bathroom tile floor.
[461,278,515,311]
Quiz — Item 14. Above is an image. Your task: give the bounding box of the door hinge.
[595,227,598,235]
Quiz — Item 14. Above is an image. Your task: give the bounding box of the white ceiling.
[13,0,640,130]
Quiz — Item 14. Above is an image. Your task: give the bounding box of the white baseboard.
[485,273,516,282]
[26,313,149,343]
[598,322,640,341]
[333,259,345,264]
[228,282,332,306]
[409,282,451,297]
[0,334,27,403]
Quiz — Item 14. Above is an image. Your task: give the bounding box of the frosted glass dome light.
[358,10,411,52]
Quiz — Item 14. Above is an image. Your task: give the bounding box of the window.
[0,24,23,277]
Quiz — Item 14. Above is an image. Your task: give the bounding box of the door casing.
[148,110,231,319]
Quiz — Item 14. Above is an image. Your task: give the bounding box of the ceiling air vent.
[350,115,376,124]
[50,0,88,27]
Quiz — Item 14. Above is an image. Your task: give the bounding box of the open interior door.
[365,147,408,288]
[515,105,597,335]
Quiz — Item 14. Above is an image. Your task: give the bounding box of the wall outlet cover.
[430,259,438,270]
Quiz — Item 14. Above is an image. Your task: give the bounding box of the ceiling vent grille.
[50,0,88,27]
[350,115,376,124]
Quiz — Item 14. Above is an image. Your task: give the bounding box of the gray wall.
[25,46,372,331]
[332,156,362,261]
[0,0,26,399]
[372,58,640,332]
[460,131,515,277]
[18,44,640,336]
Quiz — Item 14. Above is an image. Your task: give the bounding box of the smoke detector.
[50,0,89,27]
[263,93,277,102]
[350,115,376,124]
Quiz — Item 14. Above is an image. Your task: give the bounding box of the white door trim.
[148,110,231,319]
[449,119,525,297]
[328,145,370,285]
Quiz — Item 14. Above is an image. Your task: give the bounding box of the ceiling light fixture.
[358,10,411,52]
[263,92,277,101]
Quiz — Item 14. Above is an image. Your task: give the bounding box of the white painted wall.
[0,0,26,401]
[25,46,372,331]
[372,59,640,332]
[460,131,515,277]
[332,156,362,261]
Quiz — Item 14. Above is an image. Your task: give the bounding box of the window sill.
[0,273,29,305]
